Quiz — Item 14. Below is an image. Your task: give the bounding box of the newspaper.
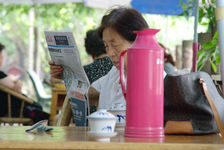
[44,30,90,126]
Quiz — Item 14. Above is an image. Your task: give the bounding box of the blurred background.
[0,0,216,102]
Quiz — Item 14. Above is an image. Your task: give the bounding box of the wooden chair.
[56,88,99,126]
[50,88,66,125]
[56,95,72,126]
[211,74,223,98]
[0,84,33,125]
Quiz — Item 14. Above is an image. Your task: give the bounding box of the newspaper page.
[44,30,90,126]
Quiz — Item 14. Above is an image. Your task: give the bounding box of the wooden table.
[50,88,67,125]
[0,126,224,150]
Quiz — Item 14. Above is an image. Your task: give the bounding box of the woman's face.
[102,27,132,69]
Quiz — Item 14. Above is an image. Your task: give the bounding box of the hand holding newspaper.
[44,30,90,126]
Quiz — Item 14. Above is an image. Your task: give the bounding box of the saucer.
[87,131,117,142]
[116,123,125,127]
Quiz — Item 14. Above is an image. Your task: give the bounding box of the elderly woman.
[49,7,166,110]
[92,8,149,109]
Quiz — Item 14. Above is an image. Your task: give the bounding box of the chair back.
[0,84,33,125]
[27,70,51,101]
[56,96,72,126]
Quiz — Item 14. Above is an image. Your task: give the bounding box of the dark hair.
[98,7,149,42]
[159,43,176,66]
[84,29,106,57]
[0,43,5,52]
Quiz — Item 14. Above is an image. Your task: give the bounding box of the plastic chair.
[0,84,33,125]
[27,70,52,113]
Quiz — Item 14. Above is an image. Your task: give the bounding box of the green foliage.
[179,0,194,18]
[0,4,31,57]
[0,3,105,74]
[197,31,219,72]
[179,0,216,31]
[179,0,219,72]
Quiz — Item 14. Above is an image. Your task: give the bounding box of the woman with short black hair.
[84,29,106,58]
[83,29,113,84]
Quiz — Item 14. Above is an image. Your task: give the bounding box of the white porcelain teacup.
[88,109,116,134]
[108,103,126,128]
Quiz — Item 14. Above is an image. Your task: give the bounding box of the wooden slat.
[19,101,25,118]
[7,94,11,118]
[0,84,34,125]
[52,88,67,94]
[0,84,33,104]
[0,118,32,124]
[50,88,67,125]
[56,96,72,126]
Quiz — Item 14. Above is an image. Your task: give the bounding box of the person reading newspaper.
[83,29,113,84]
[49,29,113,109]
[49,7,166,111]
[48,29,113,84]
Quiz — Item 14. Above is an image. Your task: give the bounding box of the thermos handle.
[119,50,128,99]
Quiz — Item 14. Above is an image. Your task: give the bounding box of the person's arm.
[49,61,64,79]
[0,76,22,93]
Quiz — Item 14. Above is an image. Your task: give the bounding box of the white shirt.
[92,66,167,110]
[92,66,125,109]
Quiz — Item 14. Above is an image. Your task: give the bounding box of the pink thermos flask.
[119,29,164,137]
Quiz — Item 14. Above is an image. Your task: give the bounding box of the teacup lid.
[109,103,126,111]
[88,109,116,119]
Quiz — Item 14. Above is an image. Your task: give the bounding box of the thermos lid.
[133,29,159,35]
[129,28,163,51]
[88,109,116,119]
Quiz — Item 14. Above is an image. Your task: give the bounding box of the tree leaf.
[214,54,220,64]
[210,60,217,73]
[213,31,218,40]
[201,41,215,49]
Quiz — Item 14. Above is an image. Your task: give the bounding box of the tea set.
[108,103,126,129]
[87,103,126,141]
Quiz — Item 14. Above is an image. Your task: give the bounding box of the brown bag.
[164,72,224,136]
